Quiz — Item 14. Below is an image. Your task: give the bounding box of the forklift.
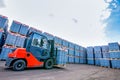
[5,32,57,71]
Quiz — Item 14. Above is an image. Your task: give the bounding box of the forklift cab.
[26,32,51,61]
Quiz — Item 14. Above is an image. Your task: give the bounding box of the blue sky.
[0,0,119,47]
[104,0,120,42]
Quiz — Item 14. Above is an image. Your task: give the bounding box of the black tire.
[44,59,54,69]
[12,60,26,71]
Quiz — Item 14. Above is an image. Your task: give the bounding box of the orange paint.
[8,48,44,68]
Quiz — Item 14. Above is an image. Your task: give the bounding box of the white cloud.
[101,9,111,21]
[0,0,5,8]
[0,0,110,47]
[104,0,113,3]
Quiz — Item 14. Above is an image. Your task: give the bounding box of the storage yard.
[0,15,120,79]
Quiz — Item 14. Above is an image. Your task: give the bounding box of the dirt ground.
[0,61,120,80]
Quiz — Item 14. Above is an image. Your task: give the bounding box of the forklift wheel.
[44,59,53,69]
[13,60,26,71]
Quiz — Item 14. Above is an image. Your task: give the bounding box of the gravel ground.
[0,61,120,80]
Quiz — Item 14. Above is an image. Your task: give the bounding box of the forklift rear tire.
[13,60,26,71]
[44,59,53,69]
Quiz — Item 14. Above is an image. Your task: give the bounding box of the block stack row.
[87,47,94,65]
[86,42,120,69]
[54,36,67,65]
[0,15,8,52]
[79,47,86,64]
[109,42,120,68]
[43,32,54,40]
[68,42,75,63]
[87,46,110,67]
[42,32,68,65]
[68,43,87,64]
[0,20,29,60]
[62,39,69,63]
[28,27,42,35]
[74,44,80,63]
[94,46,102,66]
[100,46,110,67]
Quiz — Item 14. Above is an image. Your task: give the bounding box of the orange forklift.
[5,32,57,71]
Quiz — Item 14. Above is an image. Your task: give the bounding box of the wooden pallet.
[112,67,120,70]
[100,66,111,68]
[54,64,66,68]
[0,59,6,61]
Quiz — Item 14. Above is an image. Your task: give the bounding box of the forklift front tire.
[13,60,26,71]
[44,59,53,69]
